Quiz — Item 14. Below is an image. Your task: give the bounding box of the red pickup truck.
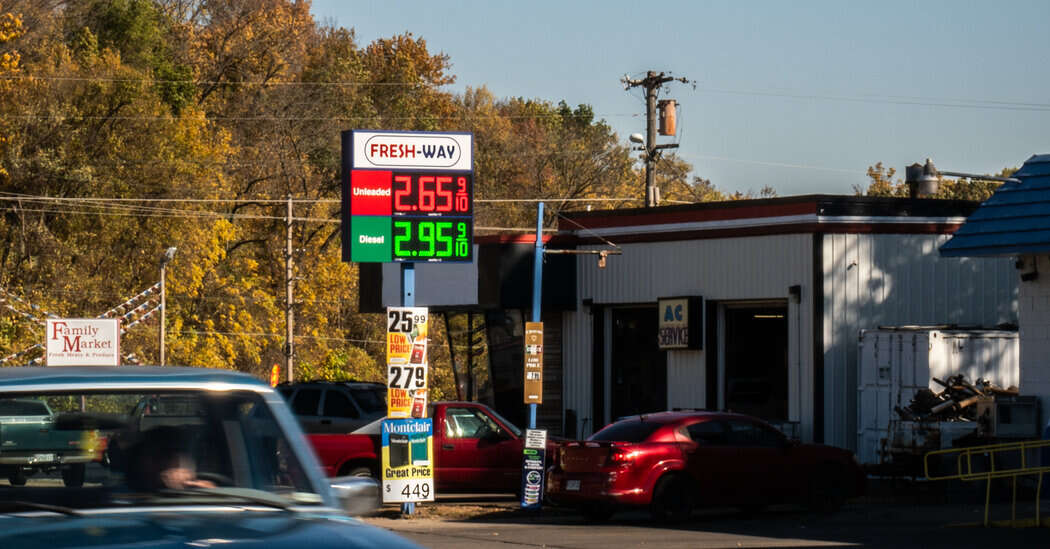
[306,401,556,493]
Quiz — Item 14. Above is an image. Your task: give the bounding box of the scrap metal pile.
[894,374,1019,422]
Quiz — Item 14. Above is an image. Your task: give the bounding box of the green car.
[0,398,99,486]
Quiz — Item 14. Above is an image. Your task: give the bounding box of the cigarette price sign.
[523,322,543,404]
[386,307,429,419]
[381,418,434,503]
[342,130,474,263]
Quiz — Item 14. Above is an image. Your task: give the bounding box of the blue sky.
[311,0,1050,197]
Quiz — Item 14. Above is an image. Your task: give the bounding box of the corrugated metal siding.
[562,309,593,437]
[567,234,814,438]
[667,350,705,410]
[823,233,1018,449]
[580,235,813,302]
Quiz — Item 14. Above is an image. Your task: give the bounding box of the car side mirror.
[330,476,380,516]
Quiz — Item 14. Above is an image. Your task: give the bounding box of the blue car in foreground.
[0,366,420,548]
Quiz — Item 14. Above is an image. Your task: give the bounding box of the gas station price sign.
[342,130,474,263]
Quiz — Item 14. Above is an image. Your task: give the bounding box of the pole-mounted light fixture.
[159,246,177,366]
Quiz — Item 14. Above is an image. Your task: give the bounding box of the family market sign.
[46,318,120,366]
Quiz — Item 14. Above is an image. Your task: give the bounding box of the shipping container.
[856,327,1018,465]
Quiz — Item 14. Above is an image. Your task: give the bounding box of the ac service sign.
[657,296,703,350]
[341,130,474,264]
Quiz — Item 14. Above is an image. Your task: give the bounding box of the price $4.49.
[383,480,433,503]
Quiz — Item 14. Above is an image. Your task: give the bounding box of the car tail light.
[606,447,636,467]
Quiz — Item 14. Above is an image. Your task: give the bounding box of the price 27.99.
[388,365,426,389]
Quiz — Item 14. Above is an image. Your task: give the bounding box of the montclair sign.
[46,318,121,366]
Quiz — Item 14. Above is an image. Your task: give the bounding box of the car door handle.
[442,444,454,450]
[320,419,331,425]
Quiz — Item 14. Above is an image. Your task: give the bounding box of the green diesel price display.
[393,219,471,260]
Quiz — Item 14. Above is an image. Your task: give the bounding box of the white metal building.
[557,195,1018,450]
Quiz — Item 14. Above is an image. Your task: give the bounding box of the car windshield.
[0,389,320,511]
[589,420,664,442]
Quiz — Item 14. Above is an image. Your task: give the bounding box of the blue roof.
[940,154,1050,257]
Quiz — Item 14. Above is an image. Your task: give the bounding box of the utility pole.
[285,195,295,383]
[622,71,690,207]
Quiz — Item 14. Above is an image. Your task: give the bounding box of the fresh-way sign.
[46,318,120,366]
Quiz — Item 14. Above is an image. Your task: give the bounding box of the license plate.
[566,480,580,491]
[30,453,55,464]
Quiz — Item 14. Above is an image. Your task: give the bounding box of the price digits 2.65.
[393,174,470,214]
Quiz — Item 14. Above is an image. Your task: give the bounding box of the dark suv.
[278,381,387,434]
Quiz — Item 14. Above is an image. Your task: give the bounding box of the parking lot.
[364,488,1050,549]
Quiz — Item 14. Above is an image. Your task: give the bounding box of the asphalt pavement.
[362,485,1050,549]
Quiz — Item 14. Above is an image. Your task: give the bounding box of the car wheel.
[9,469,27,486]
[650,474,694,523]
[807,463,846,513]
[579,504,615,522]
[62,464,86,488]
[344,465,376,479]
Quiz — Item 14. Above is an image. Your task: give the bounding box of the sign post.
[343,129,473,515]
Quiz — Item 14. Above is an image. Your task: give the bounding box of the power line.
[692,155,867,175]
[3,113,642,122]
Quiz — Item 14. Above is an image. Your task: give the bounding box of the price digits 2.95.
[393,220,470,259]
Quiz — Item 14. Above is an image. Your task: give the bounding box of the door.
[435,406,521,492]
[682,419,737,506]
[610,307,666,421]
[723,304,788,421]
[723,418,789,504]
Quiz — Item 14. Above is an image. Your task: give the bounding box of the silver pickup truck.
[0,398,99,486]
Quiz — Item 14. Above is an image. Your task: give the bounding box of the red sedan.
[547,411,866,521]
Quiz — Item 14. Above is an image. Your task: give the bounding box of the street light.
[159,246,177,366]
[905,158,1021,198]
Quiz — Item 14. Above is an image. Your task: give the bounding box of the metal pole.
[529,202,544,430]
[401,262,415,516]
[645,73,657,207]
[159,262,166,366]
[467,312,474,401]
[286,195,294,383]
